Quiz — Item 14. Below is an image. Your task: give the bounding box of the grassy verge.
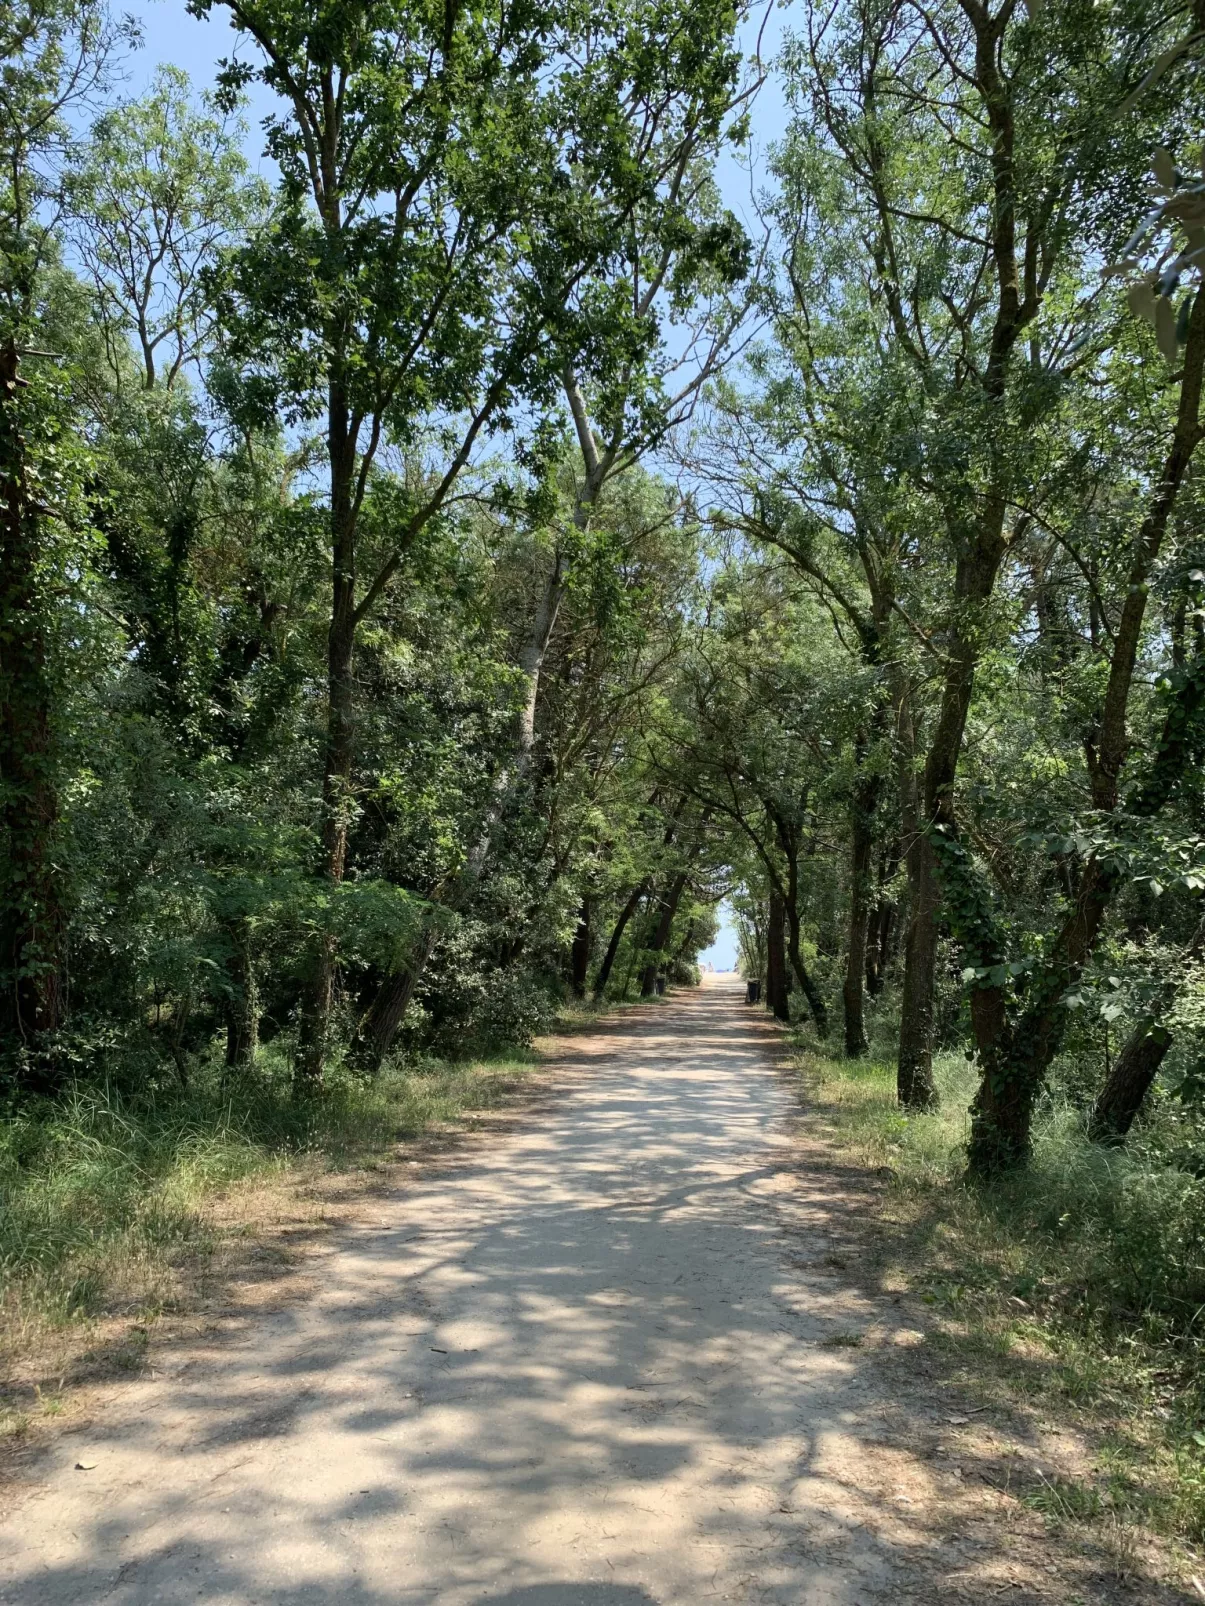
[794,1044,1205,1544]
[0,1041,543,1434]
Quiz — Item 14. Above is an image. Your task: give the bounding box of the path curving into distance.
[1,978,928,1605]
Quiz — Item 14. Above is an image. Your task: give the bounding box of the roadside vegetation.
[0,1040,546,1427]
[795,1034,1205,1543]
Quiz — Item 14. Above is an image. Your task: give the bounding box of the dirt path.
[0,979,1186,1604]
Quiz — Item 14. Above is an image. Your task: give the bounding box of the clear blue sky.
[700,904,740,971]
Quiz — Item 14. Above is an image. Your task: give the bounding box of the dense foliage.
[2,0,1204,1206]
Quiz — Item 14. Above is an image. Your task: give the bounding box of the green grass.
[794,1044,1205,1540]
[0,1042,538,1394]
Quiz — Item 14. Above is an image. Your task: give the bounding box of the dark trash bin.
[746,979,761,1004]
[655,976,667,995]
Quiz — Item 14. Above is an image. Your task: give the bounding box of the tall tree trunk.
[570,896,591,998]
[843,757,879,1057]
[516,554,567,771]
[766,887,789,1021]
[223,919,258,1071]
[296,381,359,1092]
[865,843,897,996]
[783,902,827,1034]
[898,838,940,1107]
[889,669,937,1108]
[641,871,688,996]
[0,340,62,1084]
[595,881,647,998]
[762,802,828,1035]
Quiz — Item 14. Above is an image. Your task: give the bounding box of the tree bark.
[594,881,647,998]
[1088,1022,1172,1145]
[783,902,827,1034]
[843,757,879,1056]
[866,843,897,995]
[570,896,591,997]
[640,871,688,996]
[223,920,258,1071]
[296,377,359,1092]
[761,801,827,1035]
[353,927,436,1074]
[889,668,937,1108]
[0,340,62,1084]
[766,887,790,1021]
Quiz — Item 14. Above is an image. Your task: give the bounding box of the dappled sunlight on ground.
[0,980,1185,1603]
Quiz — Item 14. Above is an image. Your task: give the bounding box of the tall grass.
[797,1046,1205,1537]
[0,1047,536,1383]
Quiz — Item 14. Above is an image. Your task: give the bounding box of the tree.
[194,0,752,1086]
[68,66,265,391]
[0,0,127,1084]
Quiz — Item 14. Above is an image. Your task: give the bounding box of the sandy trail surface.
[0,978,1164,1604]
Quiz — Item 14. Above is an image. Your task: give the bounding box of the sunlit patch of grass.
[1025,1472,1105,1524]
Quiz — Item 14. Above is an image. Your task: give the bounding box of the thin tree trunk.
[641,871,688,996]
[866,844,897,996]
[0,339,62,1084]
[223,920,258,1071]
[843,757,879,1057]
[890,669,937,1108]
[595,882,647,998]
[898,838,939,1107]
[762,802,828,1035]
[766,887,789,1021]
[783,902,827,1034]
[296,381,359,1093]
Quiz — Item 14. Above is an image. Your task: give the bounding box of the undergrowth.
[796,1045,1205,1542]
[0,1041,537,1398]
